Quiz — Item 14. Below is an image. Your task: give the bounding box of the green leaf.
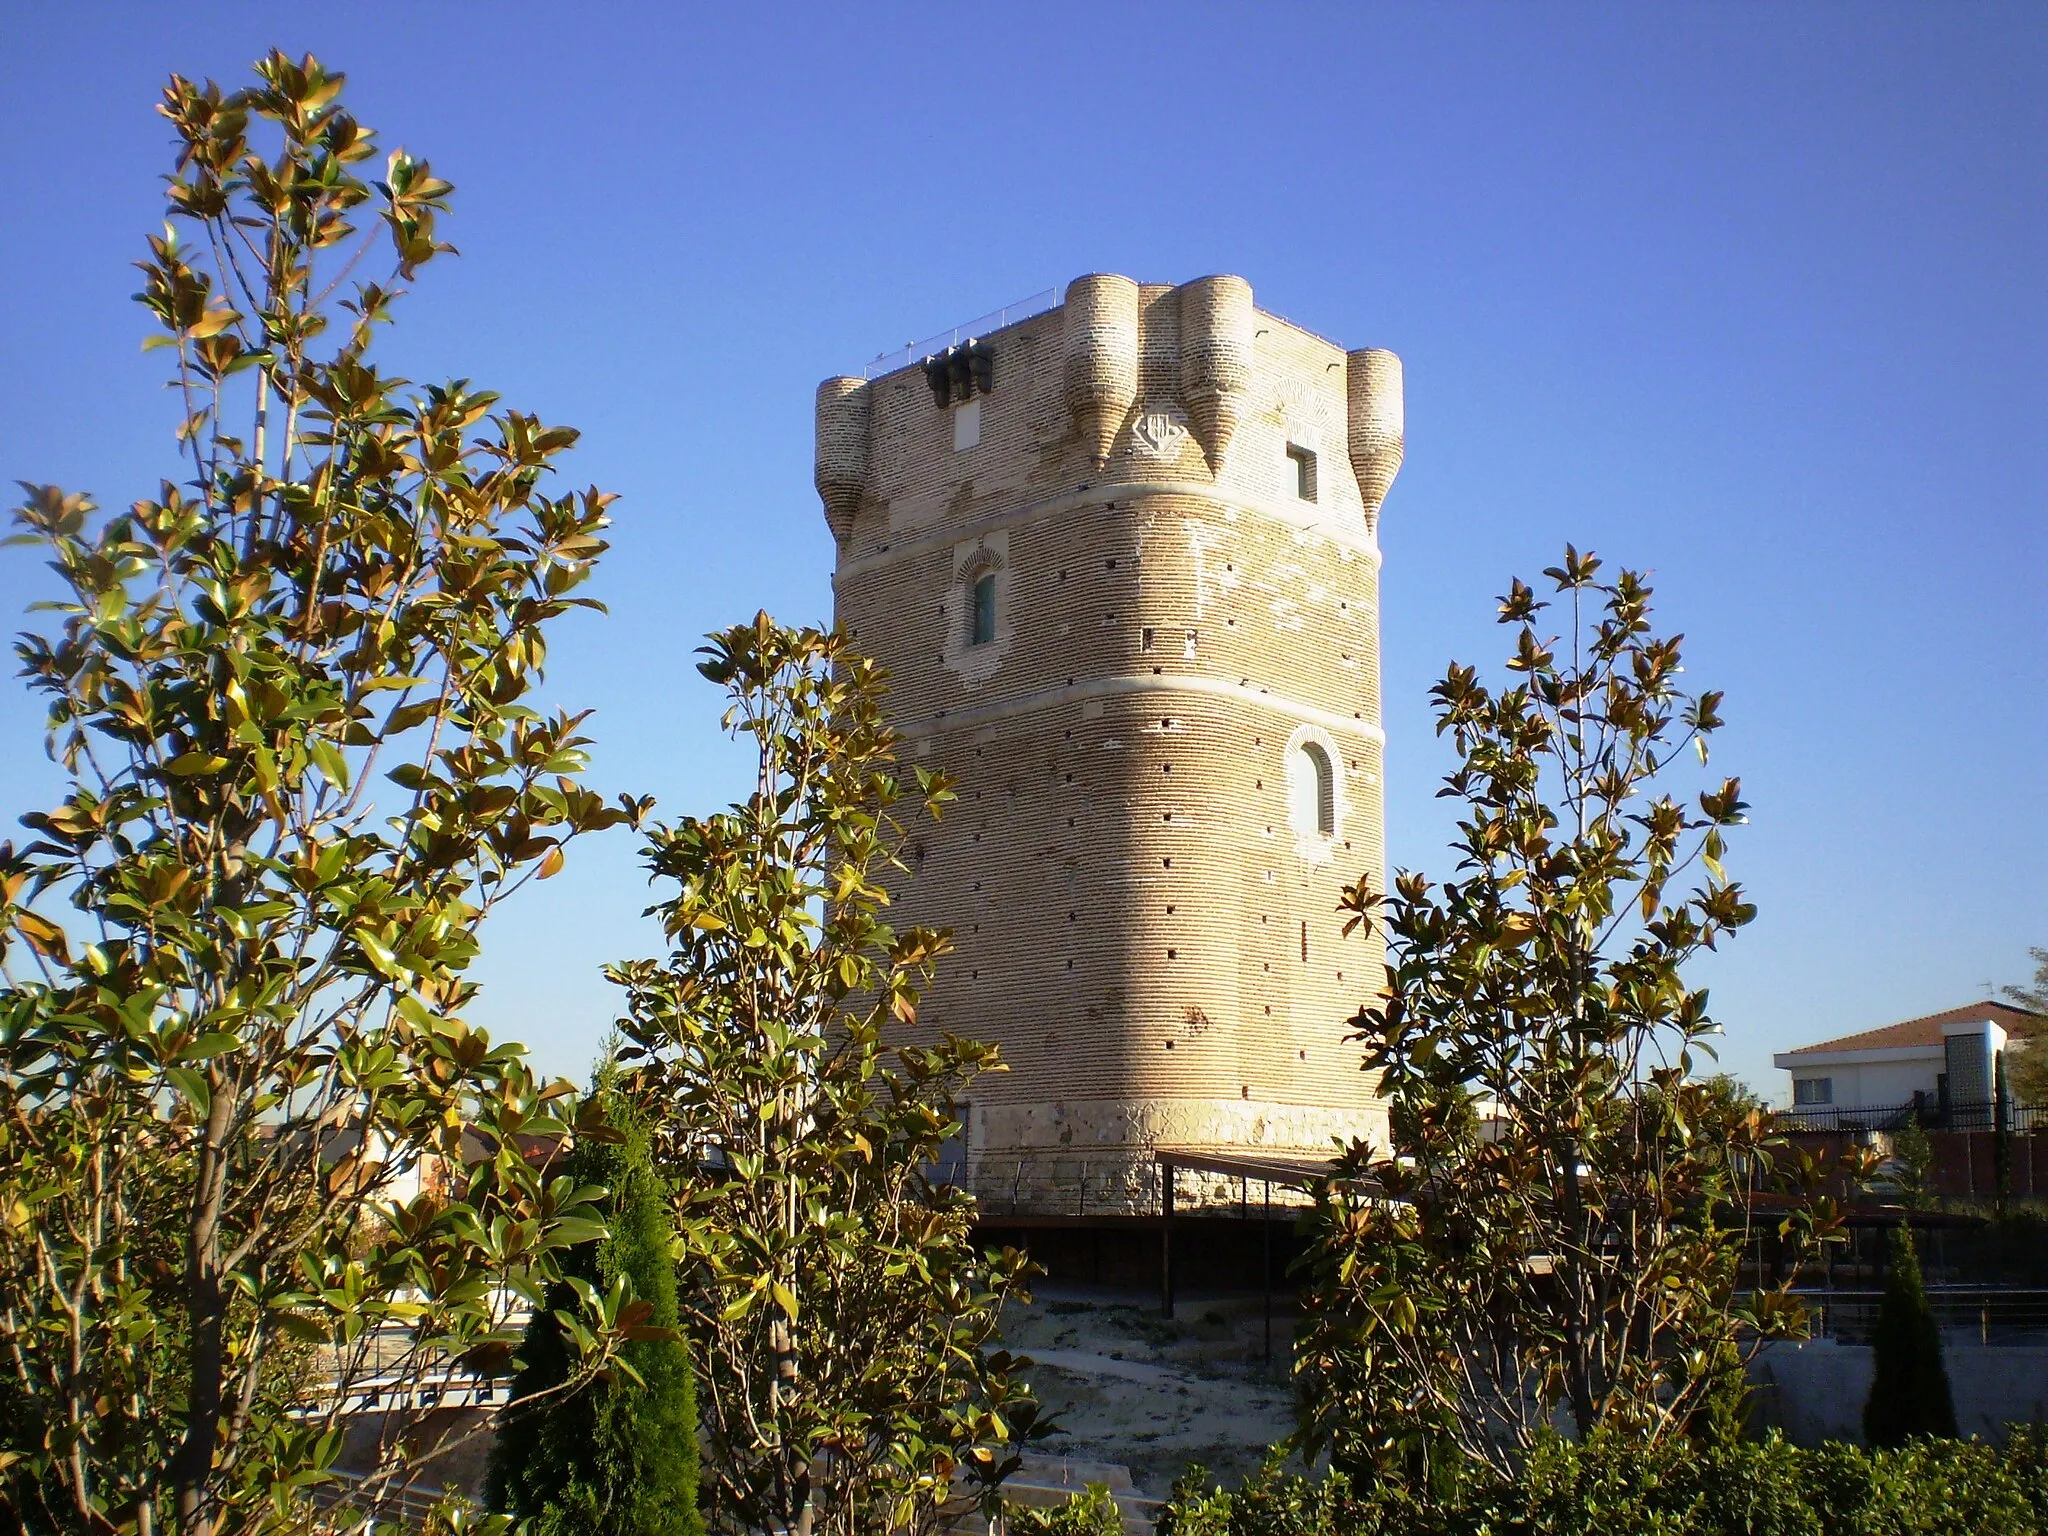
[272,1311,331,1345]
[165,1066,211,1119]
[307,736,351,792]
[165,751,230,776]
[356,930,401,976]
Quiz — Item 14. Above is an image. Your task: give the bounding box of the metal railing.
[293,1317,525,1418]
[1777,1098,2048,1133]
[296,1371,511,1417]
[1791,1286,2048,1345]
[942,1153,1160,1217]
[993,1475,1164,1534]
[310,1468,466,1531]
[943,1153,1316,1220]
[861,287,1062,379]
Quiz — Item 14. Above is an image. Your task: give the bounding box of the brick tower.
[814,274,1404,1203]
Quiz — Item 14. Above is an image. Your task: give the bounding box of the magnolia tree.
[610,617,1045,1536]
[1295,549,1861,1483]
[0,55,647,1535]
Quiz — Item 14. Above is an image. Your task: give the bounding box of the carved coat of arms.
[1130,403,1191,461]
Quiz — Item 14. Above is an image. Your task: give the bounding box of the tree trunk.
[171,1077,233,1536]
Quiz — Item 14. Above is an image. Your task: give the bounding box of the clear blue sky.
[2,4,2042,1097]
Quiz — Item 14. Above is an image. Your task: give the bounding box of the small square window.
[1286,444,1317,501]
[1792,1077,1833,1106]
[953,398,982,451]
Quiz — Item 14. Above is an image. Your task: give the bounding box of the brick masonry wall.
[1929,1129,2048,1198]
[1789,1128,2048,1200]
[820,276,1403,1173]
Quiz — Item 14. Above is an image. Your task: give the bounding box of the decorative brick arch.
[1283,722,1343,861]
[954,543,1005,585]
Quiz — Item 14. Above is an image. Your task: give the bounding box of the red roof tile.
[1781,1001,2045,1057]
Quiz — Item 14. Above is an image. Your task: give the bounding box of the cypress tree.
[1861,1222,1957,1447]
[487,1086,702,1536]
[1685,1337,1752,1446]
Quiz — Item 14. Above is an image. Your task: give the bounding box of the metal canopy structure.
[1154,1149,1352,1359]
[1157,1149,1337,1188]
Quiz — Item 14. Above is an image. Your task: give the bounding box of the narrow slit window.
[1286,444,1318,502]
[969,572,996,646]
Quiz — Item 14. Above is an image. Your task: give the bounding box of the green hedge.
[1150,1431,2048,1536]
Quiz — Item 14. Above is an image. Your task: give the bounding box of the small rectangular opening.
[1286,444,1317,502]
[953,397,982,451]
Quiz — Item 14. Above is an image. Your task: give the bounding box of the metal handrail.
[292,1371,510,1416]
[862,288,1062,379]
[1789,1285,2048,1344]
[945,1152,1320,1219]
[310,1467,465,1530]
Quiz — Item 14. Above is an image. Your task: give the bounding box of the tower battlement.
[815,274,1403,1202]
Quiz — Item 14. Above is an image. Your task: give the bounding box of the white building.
[1773,1001,2042,1127]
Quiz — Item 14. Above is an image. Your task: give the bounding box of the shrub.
[1156,1432,2047,1536]
[1007,1483,1123,1536]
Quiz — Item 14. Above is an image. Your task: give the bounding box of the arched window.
[1291,740,1335,837]
[969,572,996,646]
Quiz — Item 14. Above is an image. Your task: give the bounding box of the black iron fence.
[1777,1097,2048,1133]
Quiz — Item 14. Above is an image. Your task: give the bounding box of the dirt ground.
[328,1286,1304,1511]
[998,1286,1301,1499]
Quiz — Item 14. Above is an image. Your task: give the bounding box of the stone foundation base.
[963,1097,1386,1216]
[976,1095,1384,1156]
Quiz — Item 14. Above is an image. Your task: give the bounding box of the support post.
[1160,1157,1176,1319]
[1262,1179,1273,1365]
